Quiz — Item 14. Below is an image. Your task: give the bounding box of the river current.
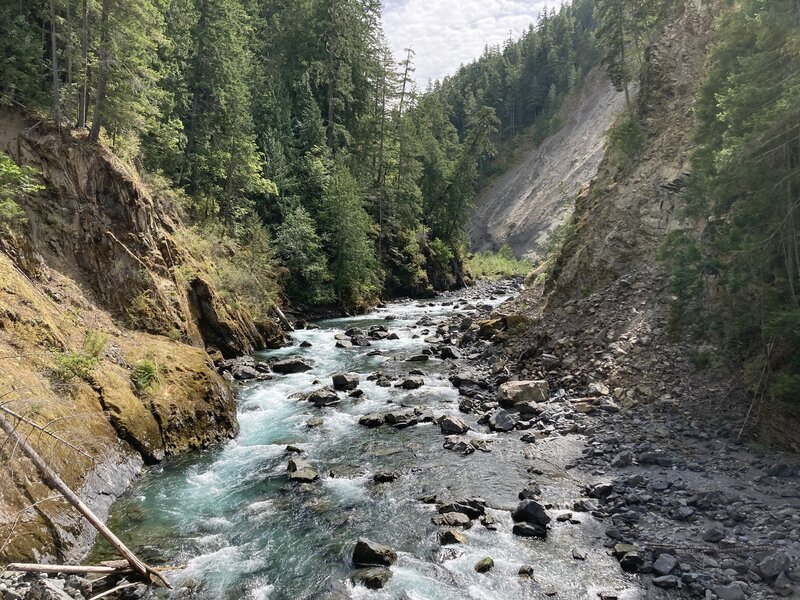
[97,293,642,599]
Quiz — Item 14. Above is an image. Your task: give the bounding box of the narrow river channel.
[96,288,642,600]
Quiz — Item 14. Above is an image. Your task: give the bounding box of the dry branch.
[0,412,171,588]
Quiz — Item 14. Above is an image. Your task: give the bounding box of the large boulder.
[359,413,385,428]
[352,538,397,567]
[497,381,549,407]
[398,377,424,390]
[488,409,516,432]
[332,373,360,391]
[273,357,313,374]
[350,567,392,590]
[512,500,551,529]
[432,512,472,528]
[440,415,469,435]
[287,457,319,482]
[305,388,340,407]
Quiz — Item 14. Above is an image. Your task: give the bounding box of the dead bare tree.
[0,408,171,588]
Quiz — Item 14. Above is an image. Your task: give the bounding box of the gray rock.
[287,457,319,482]
[439,529,466,545]
[332,373,360,391]
[350,567,392,590]
[438,501,483,520]
[432,512,473,528]
[619,552,644,573]
[440,346,462,360]
[359,413,385,428]
[399,377,424,390]
[232,365,259,380]
[373,471,398,483]
[406,354,429,362]
[305,388,340,407]
[488,409,516,432]
[512,500,551,527]
[352,538,397,567]
[518,565,535,578]
[474,557,494,573]
[611,451,633,467]
[512,522,547,538]
[272,357,313,374]
[758,551,790,580]
[652,575,678,589]
[25,580,73,600]
[497,380,548,406]
[653,553,678,576]
[713,584,746,600]
[440,415,469,435]
[702,525,725,543]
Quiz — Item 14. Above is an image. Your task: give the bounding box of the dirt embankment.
[0,112,283,562]
[470,68,627,261]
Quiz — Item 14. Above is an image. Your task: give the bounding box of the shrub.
[466,245,533,280]
[0,151,42,229]
[52,331,107,382]
[607,112,646,170]
[131,359,159,392]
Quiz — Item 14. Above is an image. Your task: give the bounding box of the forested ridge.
[0,0,606,310]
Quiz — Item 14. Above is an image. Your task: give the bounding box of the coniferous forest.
[1,0,603,309]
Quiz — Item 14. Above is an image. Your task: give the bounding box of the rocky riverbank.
[5,276,797,600]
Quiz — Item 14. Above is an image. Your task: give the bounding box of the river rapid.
[96,284,643,600]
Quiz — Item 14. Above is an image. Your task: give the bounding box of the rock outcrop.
[0,110,284,562]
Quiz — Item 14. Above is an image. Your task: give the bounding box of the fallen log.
[0,413,171,588]
[4,563,132,575]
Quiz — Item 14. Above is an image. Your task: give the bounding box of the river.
[95,287,642,599]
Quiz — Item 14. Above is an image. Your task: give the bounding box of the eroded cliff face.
[547,0,717,299]
[0,111,282,562]
[470,69,627,261]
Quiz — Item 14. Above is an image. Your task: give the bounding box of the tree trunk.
[89,0,110,142]
[326,0,337,152]
[77,0,88,129]
[50,0,62,131]
[0,413,171,588]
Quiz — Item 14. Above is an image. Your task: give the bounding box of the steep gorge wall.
[547,0,717,298]
[0,111,282,562]
[470,69,626,261]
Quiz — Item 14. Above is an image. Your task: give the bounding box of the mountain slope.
[470,69,626,260]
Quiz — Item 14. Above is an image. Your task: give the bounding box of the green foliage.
[667,0,800,412]
[607,112,646,169]
[52,331,107,383]
[131,359,159,393]
[0,151,42,229]
[274,204,332,304]
[467,246,533,280]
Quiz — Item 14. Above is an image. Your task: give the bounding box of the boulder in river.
[488,409,516,432]
[273,357,313,374]
[359,413,385,428]
[398,377,424,390]
[287,458,319,482]
[232,364,260,380]
[438,500,484,520]
[474,557,494,573]
[512,499,551,529]
[305,388,340,407]
[332,373,360,391]
[406,354,429,362]
[439,415,469,435]
[497,380,549,406]
[350,567,392,590]
[352,538,397,567]
[432,512,472,528]
[440,346,461,360]
[373,471,398,483]
[439,529,466,545]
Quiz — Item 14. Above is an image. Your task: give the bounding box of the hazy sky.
[382,0,550,86]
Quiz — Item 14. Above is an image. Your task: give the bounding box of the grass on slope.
[467,245,533,280]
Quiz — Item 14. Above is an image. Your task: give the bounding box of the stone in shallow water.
[272,357,313,374]
[350,567,392,590]
[439,415,469,435]
[439,529,466,545]
[653,553,678,576]
[488,408,516,432]
[358,413,384,428]
[474,557,494,573]
[332,372,359,391]
[352,538,397,567]
[432,512,472,528]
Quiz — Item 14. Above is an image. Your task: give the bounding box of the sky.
[382,0,550,86]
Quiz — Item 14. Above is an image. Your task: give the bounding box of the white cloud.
[382,0,551,86]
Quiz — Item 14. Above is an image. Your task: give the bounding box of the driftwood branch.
[0,413,171,588]
[5,563,132,575]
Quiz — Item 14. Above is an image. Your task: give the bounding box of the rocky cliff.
[470,69,626,261]
[0,111,283,562]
